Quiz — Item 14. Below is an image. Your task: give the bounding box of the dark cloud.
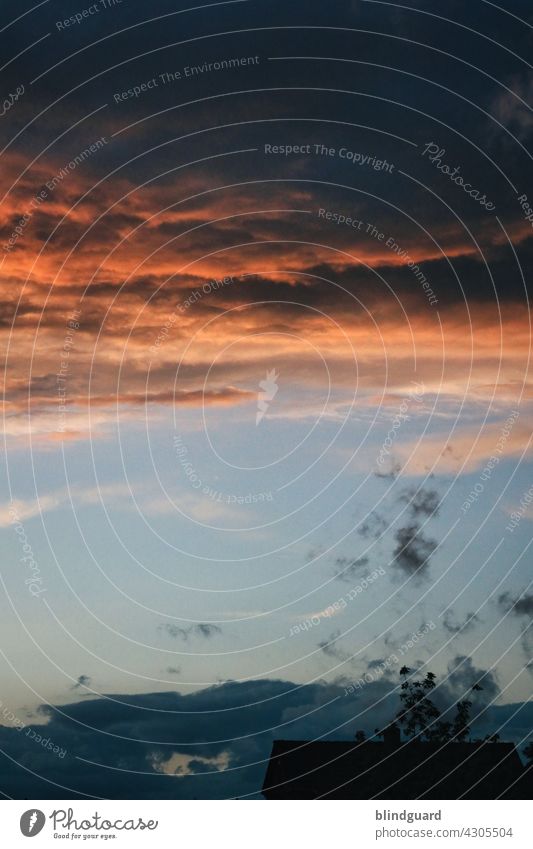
[195,623,222,639]
[392,523,437,577]
[71,675,91,691]
[159,624,189,640]
[446,656,500,704]
[498,592,533,618]
[0,665,527,799]
[498,593,533,675]
[159,623,222,641]
[0,678,389,799]
[400,486,440,518]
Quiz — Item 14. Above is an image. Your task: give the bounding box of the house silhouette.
[262,729,530,799]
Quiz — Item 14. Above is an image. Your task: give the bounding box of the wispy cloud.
[159,623,222,641]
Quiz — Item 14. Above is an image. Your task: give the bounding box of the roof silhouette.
[262,738,530,799]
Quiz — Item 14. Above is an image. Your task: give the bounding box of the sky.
[0,0,533,799]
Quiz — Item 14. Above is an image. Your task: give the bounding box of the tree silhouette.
[392,668,481,743]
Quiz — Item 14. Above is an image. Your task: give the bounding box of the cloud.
[1,481,241,527]
[399,486,440,518]
[498,593,533,675]
[358,512,387,539]
[374,460,402,480]
[0,678,374,798]
[195,623,222,639]
[3,172,533,453]
[492,72,533,141]
[159,623,222,641]
[498,592,533,618]
[71,675,91,691]
[392,523,437,577]
[1,494,64,526]
[396,420,532,477]
[317,630,351,662]
[446,656,499,703]
[1,0,533,466]
[442,610,480,635]
[0,483,133,527]
[0,670,526,799]
[333,556,369,582]
[154,751,230,777]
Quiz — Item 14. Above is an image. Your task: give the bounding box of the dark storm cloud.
[0,677,386,799]
[472,700,533,750]
[3,0,532,270]
[3,0,533,433]
[392,523,437,577]
[446,655,499,703]
[0,664,527,799]
[159,623,222,640]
